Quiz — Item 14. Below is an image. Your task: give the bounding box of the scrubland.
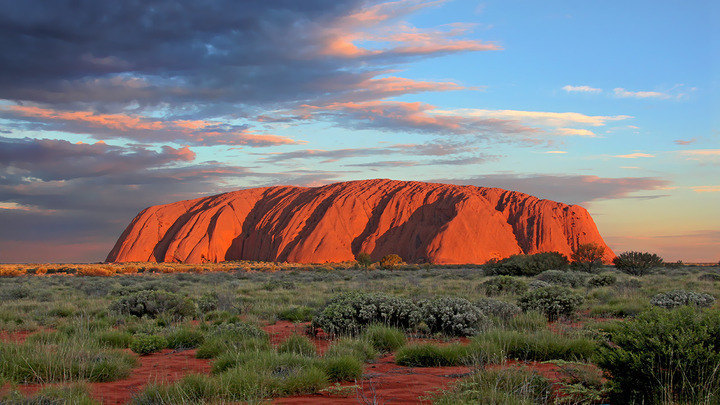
[0,254,718,404]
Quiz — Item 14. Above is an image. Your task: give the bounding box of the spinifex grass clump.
[469,329,596,362]
[196,321,270,359]
[428,367,554,404]
[0,339,135,383]
[596,307,720,403]
[395,343,471,367]
[362,325,406,352]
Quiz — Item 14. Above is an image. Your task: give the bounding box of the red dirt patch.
[264,321,330,354]
[0,329,41,343]
[274,353,473,404]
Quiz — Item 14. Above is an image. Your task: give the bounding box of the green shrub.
[571,243,606,273]
[355,252,373,268]
[596,307,720,403]
[96,330,133,348]
[277,305,315,322]
[587,273,617,288]
[428,367,553,404]
[475,298,522,323]
[699,272,720,282]
[324,338,378,362]
[536,270,589,288]
[418,296,487,336]
[311,292,420,335]
[613,251,663,276]
[518,286,583,321]
[395,343,470,367]
[650,289,716,309]
[165,326,205,349]
[278,335,317,357]
[130,334,167,355]
[111,290,195,319]
[489,252,569,276]
[321,355,363,382]
[482,276,528,296]
[362,325,406,352]
[197,292,219,312]
[379,254,403,269]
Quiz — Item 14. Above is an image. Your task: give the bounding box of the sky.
[0,0,717,263]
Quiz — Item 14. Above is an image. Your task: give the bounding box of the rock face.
[106,179,615,264]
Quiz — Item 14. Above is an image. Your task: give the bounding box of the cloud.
[556,128,596,137]
[0,136,195,181]
[562,85,601,93]
[680,149,720,165]
[613,153,655,158]
[544,150,567,154]
[2,104,298,146]
[258,140,478,163]
[278,102,628,144]
[691,185,720,193]
[432,173,671,205]
[674,138,698,145]
[614,88,671,99]
[0,0,493,112]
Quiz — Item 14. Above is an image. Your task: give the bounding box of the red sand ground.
[1,320,601,404]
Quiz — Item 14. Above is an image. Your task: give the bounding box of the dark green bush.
[518,286,583,321]
[130,334,167,355]
[650,289,716,309]
[587,273,617,287]
[355,252,373,268]
[418,297,488,336]
[596,307,720,403]
[570,243,606,273]
[311,292,420,335]
[111,290,195,319]
[613,251,663,276]
[482,276,528,296]
[536,270,589,288]
[489,252,569,276]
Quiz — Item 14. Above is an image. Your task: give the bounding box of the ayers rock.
[107,179,614,264]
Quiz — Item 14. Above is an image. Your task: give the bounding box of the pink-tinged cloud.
[691,185,720,193]
[614,87,671,99]
[674,138,698,145]
[556,128,596,137]
[3,105,298,147]
[319,0,500,59]
[279,102,628,144]
[614,153,655,158]
[544,150,567,154]
[680,149,720,165]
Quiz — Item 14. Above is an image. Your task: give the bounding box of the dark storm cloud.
[0,136,195,181]
[433,173,672,205]
[0,0,492,112]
